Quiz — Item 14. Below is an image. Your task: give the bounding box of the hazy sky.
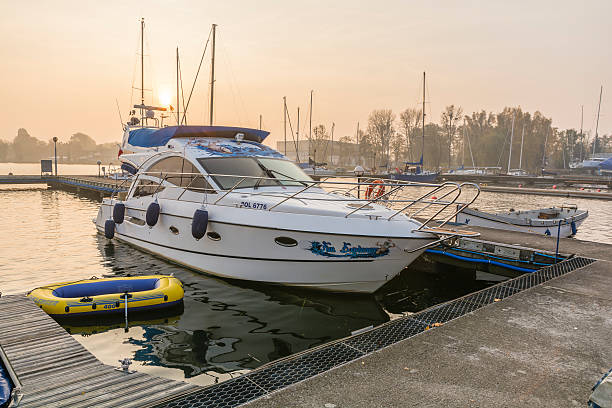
[1,1,610,148]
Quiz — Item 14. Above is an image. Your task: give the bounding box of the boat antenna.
[182,26,213,125]
[209,24,217,126]
[593,85,602,155]
[422,72,426,168]
[115,99,124,129]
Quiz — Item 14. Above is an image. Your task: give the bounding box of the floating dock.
[0,294,199,408]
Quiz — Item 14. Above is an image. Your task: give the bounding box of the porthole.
[274,236,298,247]
[207,231,221,241]
[169,226,179,235]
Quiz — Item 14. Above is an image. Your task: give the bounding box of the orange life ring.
[365,179,385,199]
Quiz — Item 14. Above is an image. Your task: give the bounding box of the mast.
[330,122,335,166]
[309,90,313,161]
[259,114,262,130]
[507,111,515,173]
[579,105,584,162]
[176,47,180,125]
[297,107,300,163]
[422,72,426,166]
[140,18,145,122]
[593,85,602,155]
[518,122,525,170]
[283,97,287,156]
[209,24,217,126]
[356,121,360,164]
[542,128,549,171]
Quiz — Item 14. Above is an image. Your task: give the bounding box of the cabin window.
[133,179,164,197]
[198,157,311,190]
[146,156,216,193]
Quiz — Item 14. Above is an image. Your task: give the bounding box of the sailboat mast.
[579,105,584,162]
[309,90,313,161]
[518,122,525,170]
[593,86,602,155]
[283,97,287,156]
[356,122,360,165]
[297,107,300,162]
[176,48,180,125]
[330,122,335,166]
[209,24,217,126]
[140,18,145,122]
[422,72,426,166]
[507,111,515,173]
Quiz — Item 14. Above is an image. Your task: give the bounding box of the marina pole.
[53,137,58,176]
[209,24,217,126]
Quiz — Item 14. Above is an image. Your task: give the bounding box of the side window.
[133,179,164,198]
[145,156,216,194]
[182,161,216,194]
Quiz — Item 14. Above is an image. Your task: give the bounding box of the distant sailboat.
[391,72,439,183]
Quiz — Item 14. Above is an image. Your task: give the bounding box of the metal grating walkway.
[153,256,596,408]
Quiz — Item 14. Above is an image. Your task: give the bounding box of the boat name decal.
[309,240,394,258]
[240,201,268,210]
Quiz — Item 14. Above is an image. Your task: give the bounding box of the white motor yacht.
[96,125,480,293]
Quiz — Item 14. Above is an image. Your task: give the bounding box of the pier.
[151,227,611,408]
[0,294,200,408]
[0,175,127,197]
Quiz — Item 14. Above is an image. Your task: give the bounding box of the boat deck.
[0,294,199,408]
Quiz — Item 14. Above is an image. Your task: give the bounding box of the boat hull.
[456,208,588,238]
[96,203,435,293]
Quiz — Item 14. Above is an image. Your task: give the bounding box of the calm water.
[0,181,609,386]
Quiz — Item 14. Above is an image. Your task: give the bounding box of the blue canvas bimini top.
[128,126,270,148]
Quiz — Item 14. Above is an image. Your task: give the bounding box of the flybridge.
[127,125,270,148]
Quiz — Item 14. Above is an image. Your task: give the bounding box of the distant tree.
[12,128,47,162]
[440,105,463,168]
[367,109,395,169]
[398,108,422,162]
[310,125,330,165]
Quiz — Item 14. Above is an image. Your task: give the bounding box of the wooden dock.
[0,294,199,408]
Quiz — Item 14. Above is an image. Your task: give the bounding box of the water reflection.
[77,237,390,383]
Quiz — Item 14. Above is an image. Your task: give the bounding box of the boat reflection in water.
[65,237,390,385]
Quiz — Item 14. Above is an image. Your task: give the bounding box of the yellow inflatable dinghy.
[28,275,184,317]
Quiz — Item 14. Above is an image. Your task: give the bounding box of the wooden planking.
[0,294,200,407]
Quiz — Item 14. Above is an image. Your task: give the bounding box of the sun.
[158,87,172,107]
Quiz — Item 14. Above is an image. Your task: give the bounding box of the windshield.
[197,157,312,190]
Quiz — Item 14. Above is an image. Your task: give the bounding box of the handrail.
[109,170,480,227]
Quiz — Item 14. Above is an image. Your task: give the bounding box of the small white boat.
[456,205,588,238]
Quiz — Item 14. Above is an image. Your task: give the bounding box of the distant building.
[276,140,362,168]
